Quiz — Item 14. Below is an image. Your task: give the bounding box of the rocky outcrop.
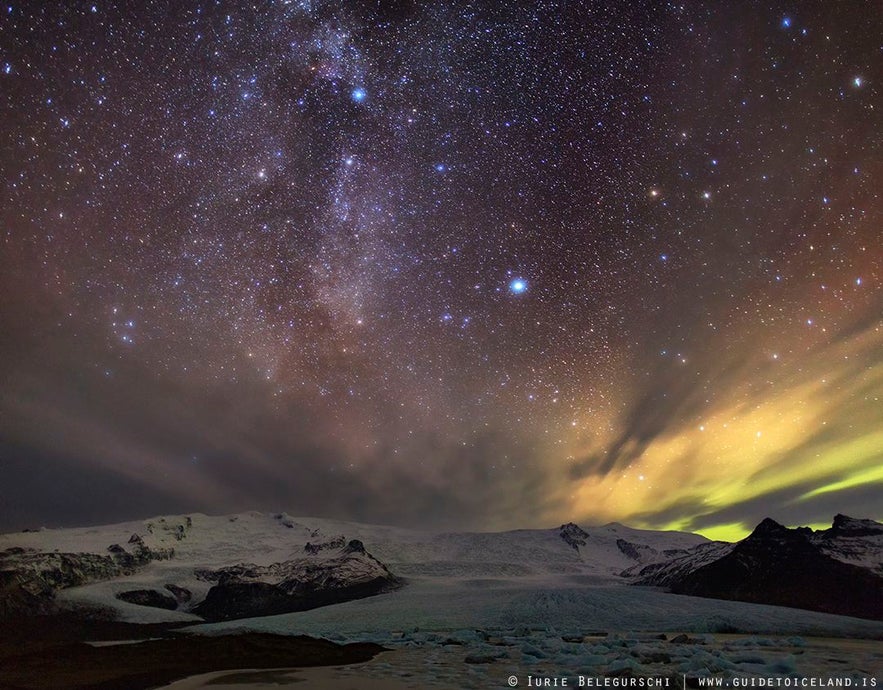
[559,523,589,551]
[0,539,174,618]
[627,541,733,584]
[192,539,399,621]
[304,535,346,554]
[145,517,192,541]
[164,584,192,603]
[616,538,658,562]
[824,514,883,538]
[116,589,178,610]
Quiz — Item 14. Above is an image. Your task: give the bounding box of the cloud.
[563,310,883,537]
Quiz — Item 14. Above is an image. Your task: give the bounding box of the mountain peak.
[558,522,589,551]
[559,522,588,536]
[747,517,789,539]
[828,514,883,537]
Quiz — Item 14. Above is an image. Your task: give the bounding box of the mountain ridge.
[1,511,880,623]
[632,514,883,621]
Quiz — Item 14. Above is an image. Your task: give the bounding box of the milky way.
[1,1,881,537]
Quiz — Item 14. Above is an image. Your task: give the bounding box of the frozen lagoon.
[165,576,883,689]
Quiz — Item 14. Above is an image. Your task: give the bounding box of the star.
[509,278,528,294]
[0,0,878,542]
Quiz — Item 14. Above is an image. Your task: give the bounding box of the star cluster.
[1,1,880,535]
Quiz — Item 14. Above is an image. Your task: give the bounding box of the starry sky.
[1,1,881,539]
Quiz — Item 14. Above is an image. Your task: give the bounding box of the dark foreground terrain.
[0,614,386,690]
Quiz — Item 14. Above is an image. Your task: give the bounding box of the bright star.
[509,278,527,294]
[351,87,367,102]
[781,16,791,28]
[853,76,863,88]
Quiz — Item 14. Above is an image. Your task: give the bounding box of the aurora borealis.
[1,1,880,538]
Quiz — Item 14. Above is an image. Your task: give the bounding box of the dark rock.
[164,584,192,603]
[193,568,217,583]
[825,514,883,538]
[193,582,289,618]
[616,538,657,561]
[630,541,734,586]
[669,634,698,644]
[668,517,883,621]
[117,589,178,610]
[559,522,589,551]
[751,517,790,538]
[344,539,365,554]
[0,547,29,558]
[304,536,345,554]
[0,543,176,619]
[192,544,400,621]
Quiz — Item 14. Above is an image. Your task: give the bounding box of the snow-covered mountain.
[0,511,704,622]
[2,512,880,624]
[813,514,883,574]
[632,515,883,620]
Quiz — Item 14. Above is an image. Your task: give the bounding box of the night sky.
[1,1,881,538]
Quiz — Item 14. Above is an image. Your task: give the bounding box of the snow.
[183,576,883,640]
[1,511,708,622]
[4,512,882,689]
[4,512,883,659]
[1,511,880,638]
[0,512,704,576]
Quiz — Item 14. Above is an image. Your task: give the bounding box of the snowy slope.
[277,517,707,577]
[0,512,707,575]
[812,514,883,574]
[3,512,880,632]
[0,511,706,622]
